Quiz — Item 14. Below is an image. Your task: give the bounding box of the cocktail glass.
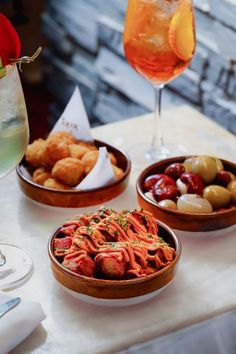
[123,0,196,168]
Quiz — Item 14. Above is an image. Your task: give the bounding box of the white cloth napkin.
[0,291,46,354]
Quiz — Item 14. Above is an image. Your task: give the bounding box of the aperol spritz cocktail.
[123,0,196,166]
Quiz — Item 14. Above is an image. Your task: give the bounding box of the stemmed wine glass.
[123,0,196,168]
[0,64,33,290]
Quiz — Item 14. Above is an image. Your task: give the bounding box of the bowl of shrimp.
[16,131,131,207]
[48,207,181,306]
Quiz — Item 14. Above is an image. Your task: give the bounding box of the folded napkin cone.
[0,291,46,354]
[76,147,116,190]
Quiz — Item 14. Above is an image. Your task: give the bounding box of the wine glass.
[0,64,33,290]
[123,0,196,168]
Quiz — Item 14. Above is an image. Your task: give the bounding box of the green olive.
[192,156,218,184]
[227,181,236,204]
[183,157,196,173]
[158,199,177,210]
[177,194,213,213]
[229,172,236,181]
[203,185,232,209]
[214,157,224,172]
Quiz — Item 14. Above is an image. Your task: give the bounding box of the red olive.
[153,175,178,202]
[164,163,185,180]
[215,171,234,187]
[143,174,167,192]
[179,173,205,195]
[153,184,178,202]
[154,175,176,188]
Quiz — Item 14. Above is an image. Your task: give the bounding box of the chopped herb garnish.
[92,218,100,223]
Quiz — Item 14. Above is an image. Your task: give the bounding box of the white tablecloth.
[0,106,235,354]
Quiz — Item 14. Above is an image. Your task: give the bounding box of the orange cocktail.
[124,0,195,85]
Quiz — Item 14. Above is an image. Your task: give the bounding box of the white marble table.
[1,106,236,354]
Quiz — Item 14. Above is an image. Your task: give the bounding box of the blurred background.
[0,0,236,142]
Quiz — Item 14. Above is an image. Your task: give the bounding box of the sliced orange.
[169,7,195,61]
[123,0,155,43]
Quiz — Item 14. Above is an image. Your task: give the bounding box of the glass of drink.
[123,0,196,168]
[0,64,33,290]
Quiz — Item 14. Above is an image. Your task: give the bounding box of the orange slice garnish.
[169,7,195,61]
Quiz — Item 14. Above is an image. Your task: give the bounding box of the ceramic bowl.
[16,140,131,208]
[136,156,236,234]
[48,220,181,306]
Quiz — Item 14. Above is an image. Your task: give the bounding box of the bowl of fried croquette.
[16,131,131,208]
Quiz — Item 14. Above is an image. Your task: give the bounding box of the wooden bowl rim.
[16,139,131,195]
[48,219,182,287]
[136,155,236,218]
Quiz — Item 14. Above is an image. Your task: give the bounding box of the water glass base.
[129,142,186,171]
[0,243,33,290]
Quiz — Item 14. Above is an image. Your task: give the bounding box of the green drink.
[0,118,29,178]
[0,65,29,178]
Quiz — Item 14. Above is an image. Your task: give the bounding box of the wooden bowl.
[48,220,181,306]
[136,156,236,233]
[16,140,131,208]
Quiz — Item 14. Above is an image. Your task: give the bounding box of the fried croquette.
[77,141,97,151]
[32,167,52,185]
[43,178,71,190]
[25,139,45,167]
[52,157,85,187]
[68,144,91,159]
[112,165,124,180]
[26,131,122,189]
[38,139,70,168]
[81,150,117,175]
[47,131,77,144]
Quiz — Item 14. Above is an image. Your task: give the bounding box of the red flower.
[0,13,21,67]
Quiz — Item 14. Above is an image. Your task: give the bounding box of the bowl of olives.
[136,155,236,233]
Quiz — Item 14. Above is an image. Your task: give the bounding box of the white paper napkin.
[76,146,116,190]
[0,291,46,354]
[49,86,93,142]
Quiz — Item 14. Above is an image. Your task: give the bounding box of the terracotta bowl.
[16,140,131,208]
[48,220,181,306]
[136,156,236,234]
